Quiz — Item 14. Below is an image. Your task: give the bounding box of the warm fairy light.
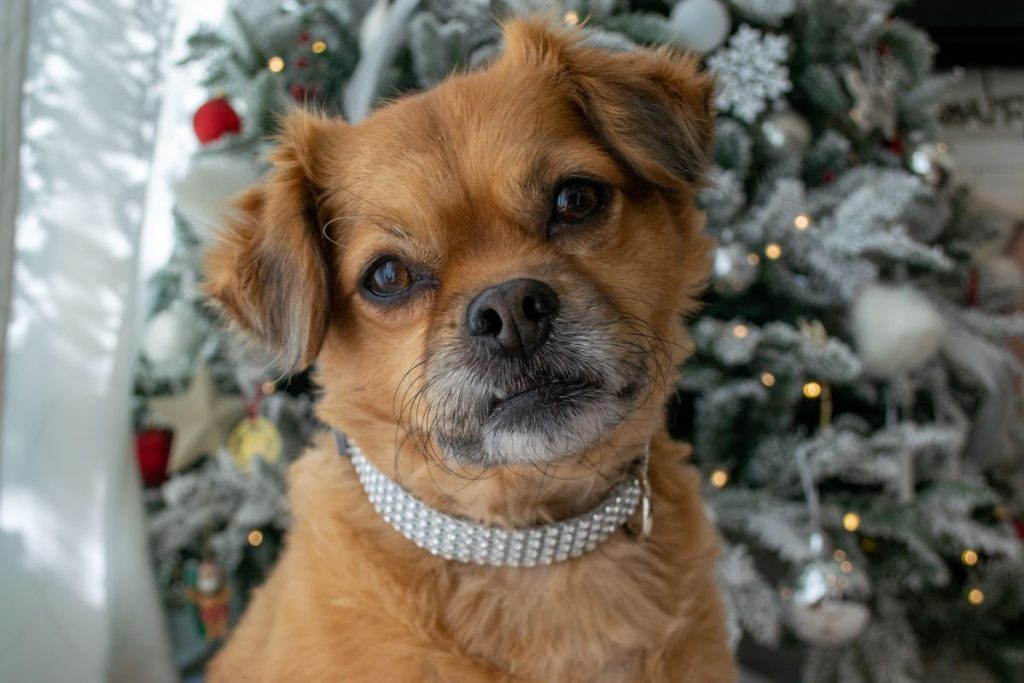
[937,142,949,154]
[843,512,861,532]
[967,588,985,605]
[733,324,749,339]
[840,560,853,574]
[825,573,838,587]
[710,469,730,488]
[746,253,760,266]
[962,549,979,566]
[564,10,580,24]
[833,549,846,561]
[765,243,782,260]
[802,381,822,398]
[261,381,276,396]
[794,214,810,230]
[248,529,264,546]
[311,40,327,53]
[760,372,776,387]
[268,56,285,72]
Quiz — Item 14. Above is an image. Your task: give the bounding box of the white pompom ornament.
[143,304,203,368]
[670,0,732,54]
[174,155,262,240]
[851,285,945,377]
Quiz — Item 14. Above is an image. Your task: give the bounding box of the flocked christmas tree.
[135,0,1024,679]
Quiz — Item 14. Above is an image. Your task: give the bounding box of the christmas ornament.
[850,284,945,377]
[758,106,812,159]
[173,155,262,240]
[844,68,897,139]
[669,0,731,54]
[135,428,173,488]
[149,363,246,473]
[908,141,955,188]
[142,303,203,369]
[713,239,759,295]
[782,552,872,646]
[189,559,230,640]
[192,97,241,144]
[228,415,283,474]
[708,25,791,123]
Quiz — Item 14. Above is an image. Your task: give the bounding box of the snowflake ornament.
[708,25,791,123]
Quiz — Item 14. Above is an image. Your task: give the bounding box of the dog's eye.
[552,180,604,225]
[364,258,414,298]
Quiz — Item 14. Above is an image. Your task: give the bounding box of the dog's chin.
[439,381,637,468]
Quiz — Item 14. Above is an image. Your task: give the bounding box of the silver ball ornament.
[669,0,732,54]
[782,555,871,646]
[759,108,812,159]
[908,141,955,188]
[713,241,759,295]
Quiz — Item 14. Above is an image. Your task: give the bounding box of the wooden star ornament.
[149,363,246,474]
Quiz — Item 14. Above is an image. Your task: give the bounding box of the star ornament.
[844,69,897,140]
[149,363,246,474]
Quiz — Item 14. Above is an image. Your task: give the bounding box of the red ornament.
[820,170,836,185]
[295,56,309,70]
[135,428,173,487]
[192,97,241,144]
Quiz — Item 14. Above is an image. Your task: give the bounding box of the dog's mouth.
[489,377,597,414]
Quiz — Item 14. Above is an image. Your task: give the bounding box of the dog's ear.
[503,19,715,192]
[204,110,342,371]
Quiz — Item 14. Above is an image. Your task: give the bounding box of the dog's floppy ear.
[204,110,341,371]
[504,19,715,192]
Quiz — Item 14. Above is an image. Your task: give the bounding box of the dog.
[204,18,735,683]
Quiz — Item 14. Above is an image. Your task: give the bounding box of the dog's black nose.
[466,279,560,359]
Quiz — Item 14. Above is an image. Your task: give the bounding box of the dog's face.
[206,20,714,470]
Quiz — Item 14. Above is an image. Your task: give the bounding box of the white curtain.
[0,0,189,680]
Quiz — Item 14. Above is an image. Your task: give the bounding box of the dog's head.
[206,20,714,470]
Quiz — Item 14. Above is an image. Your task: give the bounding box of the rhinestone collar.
[335,432,652,567]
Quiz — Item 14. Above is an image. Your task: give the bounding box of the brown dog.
[204,18,735,683]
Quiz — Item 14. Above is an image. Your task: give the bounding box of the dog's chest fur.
[208,434,734,683]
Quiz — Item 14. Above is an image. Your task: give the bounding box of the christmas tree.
[135,1,1024,680]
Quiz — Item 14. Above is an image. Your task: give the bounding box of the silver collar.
[335,432,653,567]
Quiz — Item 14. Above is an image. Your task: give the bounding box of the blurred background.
[1,1,1023,681]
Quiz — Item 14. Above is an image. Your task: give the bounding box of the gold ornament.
[228,415,283,474]
[149,364,246,473]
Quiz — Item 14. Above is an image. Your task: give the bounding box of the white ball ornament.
[850,284,945,377]
[670,0,732,54]
[142,304,203,368]
[783,555,872,646]
[173,155,262,240]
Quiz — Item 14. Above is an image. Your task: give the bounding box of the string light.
[967,588,985,605]
[710,469,730,488]
[833,549,846,561]
[311,40,327,54]
[794,214,811,230]
[268,56,285,72]
[803,381,822,398]
[843,512,861,532]
[760,372,776,387]
[746,253,760,266]
[764,243,782,260]
[248,529,264,546]
[564,10,580,24]
[937,142,949,154]
[840,560,853,574]
[261,381,276,396]
[961,549,979,566]
[733,324,749,339]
